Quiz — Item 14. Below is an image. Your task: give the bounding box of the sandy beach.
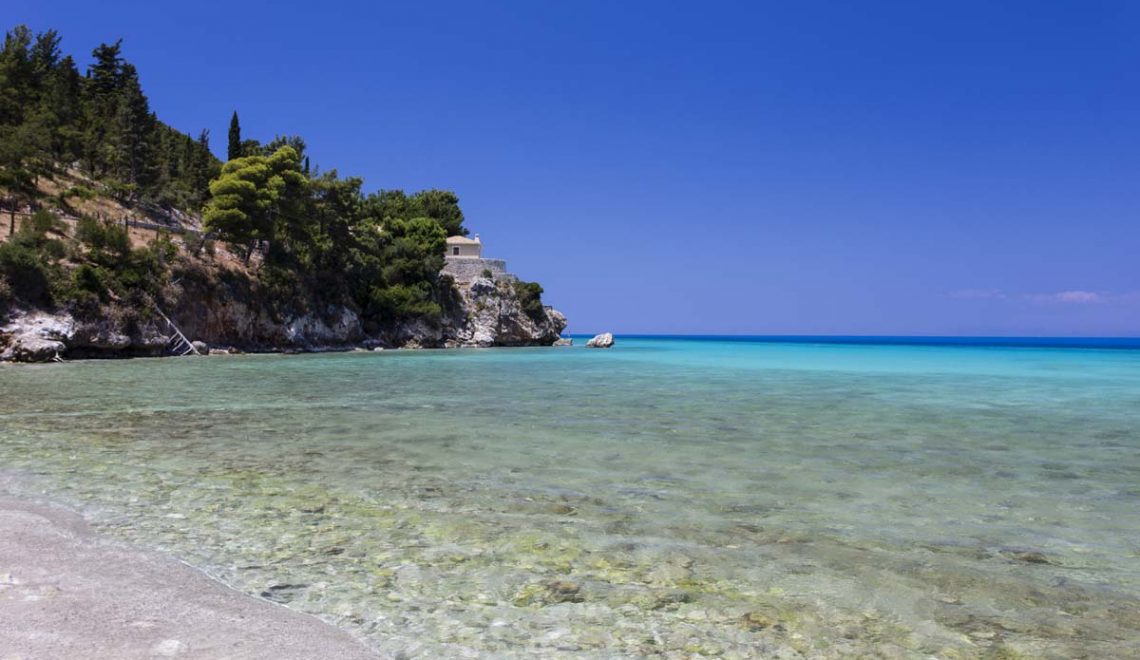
[0,490,377,660]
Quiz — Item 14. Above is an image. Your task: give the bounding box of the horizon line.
[561,334,1140,349]
[567,333,1140,339]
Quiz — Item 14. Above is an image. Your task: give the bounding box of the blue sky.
[10,1,1140,335]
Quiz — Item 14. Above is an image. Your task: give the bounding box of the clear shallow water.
[2,338,1139,658]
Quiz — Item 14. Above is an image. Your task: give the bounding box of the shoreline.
[0,486,377,660]
[0,339,570,366]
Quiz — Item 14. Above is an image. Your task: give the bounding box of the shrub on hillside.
[369,282,441,320]
[0,241,53,306]
[0,212,72,307]
[513,281,545,322]
[61,185,97,202]
[0,276,11,317]
[28,209,66,236]
[75,216,131,258]
[71,264,112,302]
[74,216,105,247]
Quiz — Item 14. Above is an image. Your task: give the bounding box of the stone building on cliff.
[442,234,516,282]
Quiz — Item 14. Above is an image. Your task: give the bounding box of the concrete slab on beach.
[0,493,377,660]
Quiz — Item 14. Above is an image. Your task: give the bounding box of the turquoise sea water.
[2,338,1139,658]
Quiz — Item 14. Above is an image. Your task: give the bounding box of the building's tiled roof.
[446,235,481,244]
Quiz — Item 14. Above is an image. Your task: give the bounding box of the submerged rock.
[740,611,777,631]
[586,332,614,348]
[513,580,585,606]
[546,580,583,603]
[1000,549,1053,565]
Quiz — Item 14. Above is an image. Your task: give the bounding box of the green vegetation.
[0,27,218,211]
[227,111,242,162]
[514,281,546,321]
[0,208,173,318]
[0,24,546,330]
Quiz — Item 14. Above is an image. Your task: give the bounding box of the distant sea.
[580,333,1140,349]
[2,336,1139,657]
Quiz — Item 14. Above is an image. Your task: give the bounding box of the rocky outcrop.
[376,277,565,349]
[3,334,66,362]
[1,275,567,362]
[436,277,566,348]
[0,311,70,362]
[1,309,168,362]
[161,273,365,353]
[586,332,614,348]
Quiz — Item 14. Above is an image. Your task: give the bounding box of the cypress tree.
[227,110,241,161]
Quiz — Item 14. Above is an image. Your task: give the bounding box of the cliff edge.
[1,274,566,362]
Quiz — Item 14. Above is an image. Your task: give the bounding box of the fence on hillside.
[2,208,201,239]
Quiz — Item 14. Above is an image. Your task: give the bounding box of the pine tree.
[29,29,61,80]
[84,39,125,177]
[112,64,156,197]
[40,55,85,164]
[191,129,214,207]
[0,26,35,126]
[87,39,123,95]
[227,111,241,161]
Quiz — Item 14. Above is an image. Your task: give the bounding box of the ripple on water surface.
[2,339,1140,658]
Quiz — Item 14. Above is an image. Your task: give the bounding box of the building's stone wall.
[441,257,517,283]
[447,241,482,258]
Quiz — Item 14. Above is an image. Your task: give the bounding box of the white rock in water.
[553,337,573,346]
[586,332,614,348]
[5,335,66,362]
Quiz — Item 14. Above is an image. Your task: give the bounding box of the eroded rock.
[586,332,614,348]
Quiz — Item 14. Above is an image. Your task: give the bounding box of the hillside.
[0,25,565,361]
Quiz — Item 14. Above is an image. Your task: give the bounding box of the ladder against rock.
[154,308,200,356]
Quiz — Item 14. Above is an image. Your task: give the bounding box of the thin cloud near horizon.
[1028,290,1104,304]
[947,289,1008,300]
[948,289,1137,305]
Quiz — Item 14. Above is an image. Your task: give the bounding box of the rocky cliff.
[390,277,567,349]
[0,275,566,363]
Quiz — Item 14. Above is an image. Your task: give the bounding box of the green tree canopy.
[203,146,308,261]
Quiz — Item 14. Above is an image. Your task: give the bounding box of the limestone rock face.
[69,319,167,357]
[586,332,614,348]
[1,309,168,361]
[2,271,566,360]
[436,277,568,348]
[165,275,364,352]
[1,311,71,362]
[5,335,66,362]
